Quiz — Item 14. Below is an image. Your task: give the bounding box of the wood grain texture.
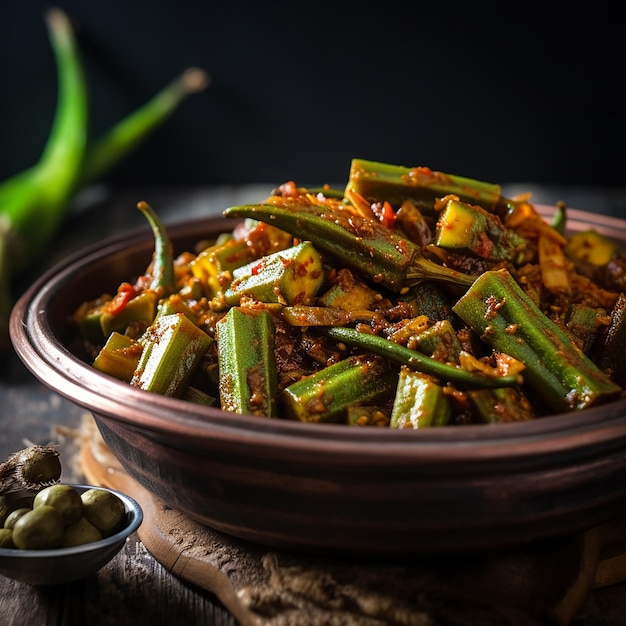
[79,416,626,626]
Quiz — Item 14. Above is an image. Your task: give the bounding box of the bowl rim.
[0,483,143,558]
[9,207,626,464]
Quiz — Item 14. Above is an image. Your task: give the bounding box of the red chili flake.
[103,282,136,315]
[380,200,396,229]
[250,261,264,275]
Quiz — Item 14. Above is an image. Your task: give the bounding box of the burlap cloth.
[79,415,626,626]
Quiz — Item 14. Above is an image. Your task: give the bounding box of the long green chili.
[322,326,521,389]
[0,8,208,351]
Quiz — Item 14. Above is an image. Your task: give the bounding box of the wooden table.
[2,184,626,625]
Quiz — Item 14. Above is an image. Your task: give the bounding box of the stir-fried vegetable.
[0,7,209,352]
[73,158,626,427]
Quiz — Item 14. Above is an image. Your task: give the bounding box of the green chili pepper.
[223,201,476,292]
[452,268,622,411]
[323,326,521,389]
[79,68,209,185]
[0,9,87,349]
[0,8,208,352]
[136,201,175,296]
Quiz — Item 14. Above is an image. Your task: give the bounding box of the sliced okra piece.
[345,405,391,427]
[435,196,526,261]
[222,242,324,307]
[409,319,463,364]
[399,282,456,325]
[156,293,199,325]
[279,355,396,423]
[452,268,622,411]
[390,368,451,428]
[216,307,278,417]
[564,229,618,270]
[468,387,534,424]
[345,158,511,215]
[223,200,475,292]
[317,269,385,312]
[100,290,158,338]
[182,386,217,407]
[73,288,157,343]
[131,313,213,397]
[190,237,259,299]
[92,331,142,382]
[565,303,608,355]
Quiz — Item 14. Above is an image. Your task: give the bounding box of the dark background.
[0,1,623,190]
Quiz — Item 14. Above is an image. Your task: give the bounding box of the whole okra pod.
[345,158,515,216]
[452,268,622,412]
[223,199,475,293]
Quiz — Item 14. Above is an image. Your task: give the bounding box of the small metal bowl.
[0,484,142,585]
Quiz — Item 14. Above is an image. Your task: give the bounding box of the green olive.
[62,517,103,547]
[12,505,64,550]
[34,484,83,526]
[81,489,126,537]
[3,507,31,530]
[0,528,15,549]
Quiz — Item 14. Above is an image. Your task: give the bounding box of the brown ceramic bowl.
[10,207,626,556]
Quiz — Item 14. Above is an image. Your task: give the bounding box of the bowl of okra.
[10,159,626,555]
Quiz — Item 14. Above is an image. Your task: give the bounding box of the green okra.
[223,201,475,293]
[222,242,325,307]
[131,313,213,397]
[390,368,451,428]
[279,355,396,423]
[468,387,535,424]
[400,282,456,325]
[345,158,514,215]
[182,386,217,407]
[317,270,384,312]
[323,326,520,389]
[282,305,379,327]
[216,307,278,417]
[92,332,142,382]
[452,268,622,412]
[435,196,526,261]
[345,406,391,427]
[190,237,259,299]
[565,303,606,355]
[408,318,535,423]
[409,319,463,365]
